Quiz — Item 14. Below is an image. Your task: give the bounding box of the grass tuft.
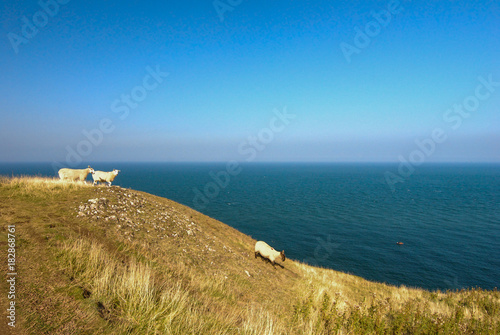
[58,239,200,334]
[0,176,93,197]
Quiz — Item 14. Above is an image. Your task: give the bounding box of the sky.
[1,0,499,164]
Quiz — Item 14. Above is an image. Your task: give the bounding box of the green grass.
[0,176,499,334]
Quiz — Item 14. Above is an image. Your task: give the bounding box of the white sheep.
[91,169,120,186]
[58,166,94,182]
[254,241,285,268]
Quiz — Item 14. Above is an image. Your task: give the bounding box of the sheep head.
[280,250,286,262]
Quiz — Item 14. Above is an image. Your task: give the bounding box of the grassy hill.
[0,176,498,334]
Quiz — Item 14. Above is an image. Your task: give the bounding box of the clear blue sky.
[1,0,499,164]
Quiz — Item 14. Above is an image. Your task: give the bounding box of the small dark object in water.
[396,242,404,245]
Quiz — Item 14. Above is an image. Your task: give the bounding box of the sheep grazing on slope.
[91,169,120,186]
[254,241,285,268]
[58,166,94,182]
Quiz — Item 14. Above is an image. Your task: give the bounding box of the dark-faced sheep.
[254,241,285,268]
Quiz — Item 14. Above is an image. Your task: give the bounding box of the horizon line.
[1,160,499,165]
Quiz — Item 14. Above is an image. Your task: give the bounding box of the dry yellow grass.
[0,175,93,196]
[59,239,200,333]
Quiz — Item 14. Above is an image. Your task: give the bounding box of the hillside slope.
[0,177,498,334]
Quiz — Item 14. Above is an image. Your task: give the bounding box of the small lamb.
[58,166,94,182]
[254,241,285,268]
[91,169,120,186]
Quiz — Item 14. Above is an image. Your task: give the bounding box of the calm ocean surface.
[2,162,499,291]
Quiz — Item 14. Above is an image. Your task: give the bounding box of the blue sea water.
[1,162,499,291]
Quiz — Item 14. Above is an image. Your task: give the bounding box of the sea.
[1,162,499,291]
